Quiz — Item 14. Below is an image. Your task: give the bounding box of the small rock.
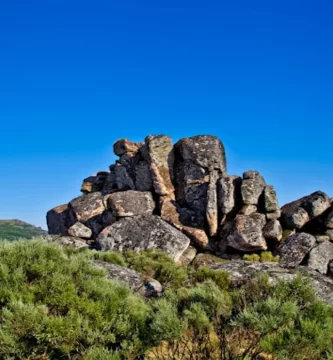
[192,253,227,269]
[266,210,281,221]
[81,172,108,194]
[176,246,197,266]
[315,235,330,243]
[93,261,162,297]
[278,233,316,268]
[113,139,141,156]
[325,229,333,241]
[108,191,155,217]
[68,222,92,239]
[44,235,89,249]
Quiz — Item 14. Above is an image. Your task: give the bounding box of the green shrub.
[243,253,260,261]
[243,251,279,262]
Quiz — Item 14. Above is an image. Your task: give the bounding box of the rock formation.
[46,134,333,280]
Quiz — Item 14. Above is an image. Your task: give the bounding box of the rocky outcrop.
[46,133,333,283]
[96,214,190,262]
[209,260,333,303]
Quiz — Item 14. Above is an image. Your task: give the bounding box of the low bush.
[0,240,332,359]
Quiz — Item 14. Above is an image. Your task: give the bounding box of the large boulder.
[145,135,175,197]
[92,261,162,297]
[107,191,155,217]
[209,260,333,303]
[308,242,333,274]
[222,213,267,252]
[96,214,190,261]
[68,192,115,237]
[240,171,265,205]
[174,136,226,230]
[278,233,316,268]
[281,191,331,230]
[134,161,153,191]
[46,204,73,236]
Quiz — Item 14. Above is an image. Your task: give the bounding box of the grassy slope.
[0,219,47,241]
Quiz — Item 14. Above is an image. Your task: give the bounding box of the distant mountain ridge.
[0,219,47,241]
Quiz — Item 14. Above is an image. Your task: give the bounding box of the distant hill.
[0,220,47,241]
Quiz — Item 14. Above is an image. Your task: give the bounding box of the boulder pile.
[47,135,333,277]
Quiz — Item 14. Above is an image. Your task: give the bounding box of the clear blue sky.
[0,0,332,228]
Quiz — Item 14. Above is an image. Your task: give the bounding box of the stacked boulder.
[47,134,333,278]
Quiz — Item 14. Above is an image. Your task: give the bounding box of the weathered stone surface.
[325,229,333,241]
[315,235,330,243]
[114,163,136,191]
[308,242,333,274]
[281,192,331,230]
[103,166,118,193]
[262,185,279,212]
[209,260,333,303]
[263,220,283,242]
[206,170,219,236]
[175,135,226,171]
[266,209,281,221]
[68,222,92,239]
[241,171,266,205]
[240,205,257,216]
[69,193,115,237]
[113,139,141,156]
[44,235,89,249]
[217,176,242,217]
[302,191,331,218]
[278,233,316,268]
[223,214,267,252]
[135,161,153,191]
[176,246,197,266]
[325,207,333,229]
[93,261,162,297]
[281,200,310,230]
[81,172,109,194]
[108,191,155,217]
[159,198,209,249]
[145,135,175,197]
[97,214,190,261]
[174,136,226,229]
[46,204,72,236]
[192,253,227,269]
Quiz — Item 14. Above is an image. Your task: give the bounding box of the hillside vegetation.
[0,220,47,241]
[0,240,332,359]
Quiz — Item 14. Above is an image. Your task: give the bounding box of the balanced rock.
[96,214,190,261]
[108,191,155,217]
[241,171,265,205]
[278,233,316,268]
[113,139,142,156]
[308,242,333,274]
